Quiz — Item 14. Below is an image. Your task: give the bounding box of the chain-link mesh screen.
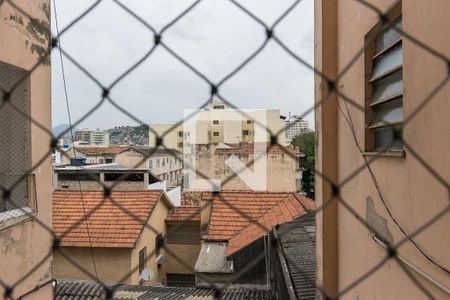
[0,0,449,299]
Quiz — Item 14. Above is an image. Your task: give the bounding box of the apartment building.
[74,129,110,146]
[315,1,450,299]
[285,115,309,144]
[0,0,52,298]
[188,143,303,192]
[149,100,288,152]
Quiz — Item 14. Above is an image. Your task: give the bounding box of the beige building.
[315,0,450,299]
[188,143,303,192]
[53,190,174,285]
[149,100,288,152]
[0,0,52,298]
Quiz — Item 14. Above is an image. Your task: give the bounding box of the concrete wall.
[0,1,52,298]
[192,145,299,192]
[315,0,450,298]
[53,247,131,284]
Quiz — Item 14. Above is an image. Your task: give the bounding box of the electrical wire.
[336,85,450,275]
[52,0,99,281]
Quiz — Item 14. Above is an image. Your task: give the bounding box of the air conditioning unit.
[156,254,164,266]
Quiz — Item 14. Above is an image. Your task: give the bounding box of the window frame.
[364,3,404,156]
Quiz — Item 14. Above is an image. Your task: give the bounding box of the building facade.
[187,143,303,192]
[315,0,450,299]
[0,1,52,298]
[149,100,288,152]
[285,115,309,144]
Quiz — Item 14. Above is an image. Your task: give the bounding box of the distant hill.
[52,124,78,138]
[108,124,149,146]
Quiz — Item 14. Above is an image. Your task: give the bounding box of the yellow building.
[315,0,449,299]
[0,1,52,298]
[149,100,287,152]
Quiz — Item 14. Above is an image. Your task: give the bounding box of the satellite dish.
[140,267,154,281]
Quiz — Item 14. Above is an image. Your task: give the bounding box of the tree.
[292,131,315,199]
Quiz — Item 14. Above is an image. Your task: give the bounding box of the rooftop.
[201,191,313,241]
[225,193,314,257]
[132,146,182,156]
[75,146,130,155]
[194,242,234,274]
[54,280,271,300]
[215,143,301,156]
[53,190,167,248]
[276,213,316,299]
[166,206,201,222]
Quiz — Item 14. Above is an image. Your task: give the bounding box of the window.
[139,247,146,274]
[156,159,160,167]
[99,158,104,164]
[178,131,183,137]
[105,158,113,164]
[213,105,225,109]
[166,225,201,244]
[246,120,252,124]
[213,132,219,137]
[155,233,164,257]
[366,14,403,152]
[149,159,153,168]
[213,120,219,125]
[166,274,196,287]
[242,130,250,136]
[178,142,183,148]
[0,61,35,221]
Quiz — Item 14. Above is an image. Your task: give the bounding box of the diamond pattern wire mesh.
[0,0,449,299]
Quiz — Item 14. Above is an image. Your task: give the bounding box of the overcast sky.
[51,0,314,130]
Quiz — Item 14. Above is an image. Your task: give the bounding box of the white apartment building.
[74,129,110,146]
[149,100,288,152]
[285,115,309,144]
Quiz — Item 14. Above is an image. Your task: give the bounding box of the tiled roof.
[194,242,234,274]
[76,146,130,155]
[220,287,271,300]
[53,190,163,248]
[132,146,182,156]
[202,191,313,241]
[166,206,201,222]
[55,280,270,300]
[215,143,301,156]
[225,194,314,257]
[276,213,316,299]
[54,280,106,300]
[181,191,202,207]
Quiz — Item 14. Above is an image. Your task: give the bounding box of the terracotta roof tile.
[53,190,162,248]
[225,193,314,257]
[202,191,314,244]
[180,191,202,207]
[166,206,201,222]
[215,142,301,156]
[76,146,130,155]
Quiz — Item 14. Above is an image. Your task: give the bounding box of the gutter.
[371,234,450,295]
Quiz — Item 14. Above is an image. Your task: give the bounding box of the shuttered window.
[368,17,403,151]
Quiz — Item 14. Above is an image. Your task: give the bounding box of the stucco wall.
[315,0,450,298]
[53,247,131,284]
[0,1,52,298]
[130,194,171,285]
[165,243,201,275]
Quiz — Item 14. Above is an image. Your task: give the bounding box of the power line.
[52,0,99,281]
